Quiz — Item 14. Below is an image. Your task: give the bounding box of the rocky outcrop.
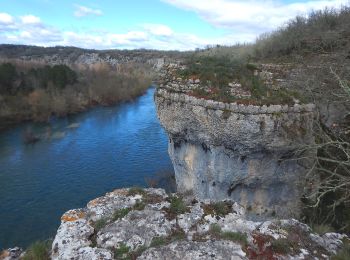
[156,86,315,219]
[50,188,348,260]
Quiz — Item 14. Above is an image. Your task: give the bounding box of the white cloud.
[20,15,41,25]
[74,5,103,17]
[162,0,348,34]
[20,31,32,38]
[142,24,174,36]
[0,13,14,24]
[1,0,349,51]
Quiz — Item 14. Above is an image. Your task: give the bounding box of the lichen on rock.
[50,188,348,260]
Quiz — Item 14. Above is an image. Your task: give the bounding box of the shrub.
[169,196,187,215]
[92,218,108,232]
[212,201,232,217]
[270,238,292,255]
[133,200,146,211]
[203,201,232,217]
[27,65,77,89]
[178,56,242,88]
[209,224,248,245]
[311,224,334,235]
[0,63,16,92]
[150,237,167,247]
[22,240,51,260]
[209,224,222,235]
[127,187,145,196]
[0,59,153,127]
[332,241,350,260]
[221,231,248,245]
[253,6,350,59]
[114,243,130,260]
[112,208,131,221]
[301,70,350,233]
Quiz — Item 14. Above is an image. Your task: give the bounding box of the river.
[0,87,173,249]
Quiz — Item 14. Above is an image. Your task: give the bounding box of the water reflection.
[0,88,173,249]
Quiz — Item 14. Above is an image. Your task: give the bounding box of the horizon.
[0,0,349,51]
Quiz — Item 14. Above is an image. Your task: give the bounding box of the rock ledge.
[50,188,348,260]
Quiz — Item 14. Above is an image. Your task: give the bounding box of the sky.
[0,0,348,50]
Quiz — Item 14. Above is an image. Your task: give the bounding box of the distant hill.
[0,44,189,65]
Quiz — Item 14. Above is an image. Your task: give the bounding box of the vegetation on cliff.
[179,5,350,234]
[175,56,304,105]
[173,6,349,105]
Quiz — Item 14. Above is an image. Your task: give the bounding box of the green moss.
[128,246,148,259]
[22,240,51,260]
[92,218,108,232]
[209,224,222,235]
[114,243,131,260]
[150,237,167,247]
[169,196,187,215]
[112,208,131,221]
[133,200,146,211]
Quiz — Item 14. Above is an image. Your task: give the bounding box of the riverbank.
[0,60,153,132]
[0,87,150,132]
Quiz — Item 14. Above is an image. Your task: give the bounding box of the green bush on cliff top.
[22,240,51,260]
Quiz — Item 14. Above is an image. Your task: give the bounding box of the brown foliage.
[0,60,153,126]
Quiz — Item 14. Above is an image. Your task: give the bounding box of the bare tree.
[301,68,350,231]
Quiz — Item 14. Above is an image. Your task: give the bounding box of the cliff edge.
[47,188,347,260]
[155,64,316,219]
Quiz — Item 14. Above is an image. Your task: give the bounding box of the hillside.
[0,44,187,65]
[158,6,350,236]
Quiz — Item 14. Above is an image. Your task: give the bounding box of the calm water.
[0,88,173,249]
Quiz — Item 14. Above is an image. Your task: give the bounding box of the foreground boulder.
[51,188,348,260]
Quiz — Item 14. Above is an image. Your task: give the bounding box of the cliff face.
[156,85,315,219]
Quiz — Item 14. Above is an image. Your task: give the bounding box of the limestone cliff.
[155,67,316,219]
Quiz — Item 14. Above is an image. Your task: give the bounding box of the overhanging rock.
[156,88,315,219]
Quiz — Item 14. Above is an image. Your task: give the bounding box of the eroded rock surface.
[51,188,348,260]
[138,240,246,260]
[156,86,315,219]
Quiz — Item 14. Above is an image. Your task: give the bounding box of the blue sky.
[0,0,348,50]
